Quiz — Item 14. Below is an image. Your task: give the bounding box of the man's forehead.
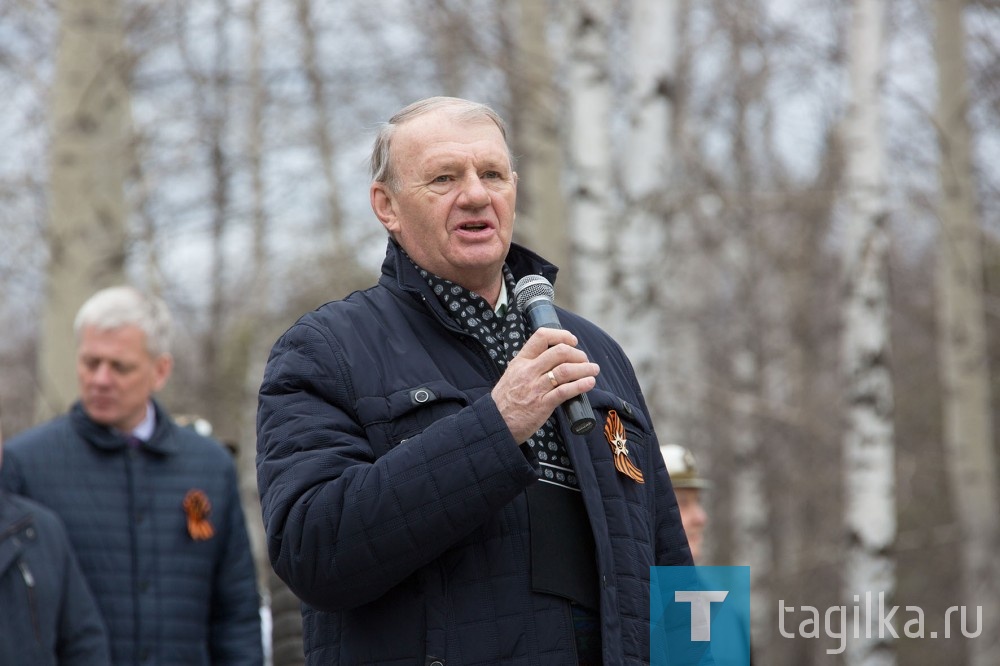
[400,125,508,168]
[396,111,503,147]
[79,323,145,340]
[77,325,152,355]
[419,143,509,166]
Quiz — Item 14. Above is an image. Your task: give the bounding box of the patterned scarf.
[412,259,579,491]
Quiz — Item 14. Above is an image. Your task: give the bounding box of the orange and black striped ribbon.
[604,410,644,484]
[183,489,215,541]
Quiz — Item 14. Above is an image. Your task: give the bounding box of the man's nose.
[459,174,491,207]
[91,362,114,383]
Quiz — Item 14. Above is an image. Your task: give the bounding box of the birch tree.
[621,0,712,443]
[37,0,130,419]
[842,0,895,663]
[622,0,677,407]
[933,0,1000,660]
[566,0,616,321]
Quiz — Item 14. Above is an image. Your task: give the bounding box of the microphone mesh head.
[514,275,555,310]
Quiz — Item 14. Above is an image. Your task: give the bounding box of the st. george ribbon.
[513,275,597,435]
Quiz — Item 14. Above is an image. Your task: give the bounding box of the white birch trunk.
[37,0,130,419]
[842,0,895,664]
[933,1,1000,661]
[622,0,686,424]
[623,0,705,444]
[566,0,616,324]
[621,0,675,373]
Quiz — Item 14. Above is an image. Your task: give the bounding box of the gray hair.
[369,96,512,191]
[74,286,173,357]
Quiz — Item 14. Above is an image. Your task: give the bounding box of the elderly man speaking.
[257,96,693,665]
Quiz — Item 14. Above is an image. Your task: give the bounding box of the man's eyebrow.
[424,159,458,172]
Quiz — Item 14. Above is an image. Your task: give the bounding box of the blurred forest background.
[1,0,998,664]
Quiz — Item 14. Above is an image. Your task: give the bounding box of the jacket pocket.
[585,388,651,434]
[586,388,652,443]
[356,381,471,458]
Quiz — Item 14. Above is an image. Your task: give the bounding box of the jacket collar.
[69,400,181,456]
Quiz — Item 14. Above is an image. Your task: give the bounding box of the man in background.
[659,443,710,562]
[1,286,263,665]
[661,442,754,664]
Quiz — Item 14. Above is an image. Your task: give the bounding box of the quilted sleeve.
[256,320,537,612]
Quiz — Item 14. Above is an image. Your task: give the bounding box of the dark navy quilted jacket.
[0,490,110,665]
[257,241,692,665]
[1,402,263,666]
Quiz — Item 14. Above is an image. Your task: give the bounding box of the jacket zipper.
[2,513,41,644]
[19,559,42,645]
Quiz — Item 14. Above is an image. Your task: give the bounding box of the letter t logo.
[675,591,729,641]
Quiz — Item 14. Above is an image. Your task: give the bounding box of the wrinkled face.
[77,325,172,433]
[371,110,517,299]
[675,488,708,563]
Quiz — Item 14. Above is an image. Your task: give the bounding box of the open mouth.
[459,222,490,232]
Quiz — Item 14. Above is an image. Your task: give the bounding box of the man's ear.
[152,353,174,393]
[370,183,399,235]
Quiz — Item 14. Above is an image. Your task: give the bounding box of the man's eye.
[433,175,453,183]
[483,171,501,179]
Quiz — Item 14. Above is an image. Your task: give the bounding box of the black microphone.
[513,275,597,435]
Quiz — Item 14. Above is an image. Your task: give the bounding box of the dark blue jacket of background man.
[257,240,693,665]
[0,489,110,665]
[1,401,263,666]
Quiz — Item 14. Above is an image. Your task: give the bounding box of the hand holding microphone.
[513,275,597,435]
[490,275,600,443]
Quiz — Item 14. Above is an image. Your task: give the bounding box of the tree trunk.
[566,0,615,323]
[205,0,233,429]
[842,0,896,664]
[38,0,130,419]
[933,1,1000,661]
[510,0,573,307]
[293,0,351,261]
[622,0,676,397]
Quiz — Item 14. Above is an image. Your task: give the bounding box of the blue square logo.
[651,566,751,666]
